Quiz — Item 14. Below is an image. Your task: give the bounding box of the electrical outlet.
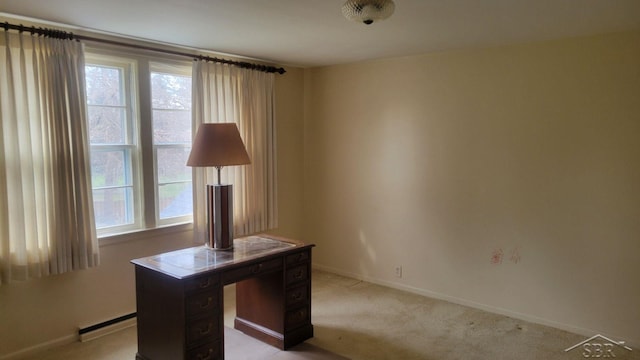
[395,266,402,278]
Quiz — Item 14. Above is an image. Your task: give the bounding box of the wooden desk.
[131,235,314,360]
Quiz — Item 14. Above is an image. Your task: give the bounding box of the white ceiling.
[2,0,640,67]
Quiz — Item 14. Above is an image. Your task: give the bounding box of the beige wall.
[0,67,306,358]
[2,28,639,357]
[0,229,195,357]
[303,31,640,346]
[272,67,306,240]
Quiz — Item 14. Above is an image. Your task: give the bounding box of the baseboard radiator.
[78,313,137,342]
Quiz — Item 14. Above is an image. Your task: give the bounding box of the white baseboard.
[0,334,77,360]
[312,263,640,349]
[0,317,137,360]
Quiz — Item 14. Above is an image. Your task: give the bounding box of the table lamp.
[187,123,251,250]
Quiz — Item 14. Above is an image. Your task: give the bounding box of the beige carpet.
[14,270,639,360]
[12,325,346,360]
[224,326,348,360]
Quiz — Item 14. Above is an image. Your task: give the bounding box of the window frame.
[150,62,194,226]
[85,48,194,240]
[85,54,143,237]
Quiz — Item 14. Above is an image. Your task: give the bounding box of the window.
[85,52,192,237]
[85,57,141,234]
[150,64,193,224]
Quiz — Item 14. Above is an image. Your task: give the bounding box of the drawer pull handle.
[292,292,303,301]
[199,323,213,336]
[196,348,214,360]
[199,278,212,289]
[293,269,304,279]
[251,263,263,274]
[296,310,305,319]
[199,297,213,309]
[297,253,305,261]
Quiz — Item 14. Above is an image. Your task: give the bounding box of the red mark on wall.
[509,247,521,264]
[491,247,522,265]
[491,248,504,265]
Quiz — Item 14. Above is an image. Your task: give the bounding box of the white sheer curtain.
[191,61,277,241]
[0,31,99,285]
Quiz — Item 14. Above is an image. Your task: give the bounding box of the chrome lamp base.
[206,184,234,250]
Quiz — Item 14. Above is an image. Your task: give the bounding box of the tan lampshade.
[186,123,251,167]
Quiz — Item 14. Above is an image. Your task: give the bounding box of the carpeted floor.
[307,272,639,360]
[14,270,638,360]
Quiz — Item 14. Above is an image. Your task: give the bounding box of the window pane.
[158,182,193,219]
[151,73,191,110]
[157,147,192,183]
[85,66,124,106]
[153,109,191,144]
[90,150,130,187]
[86,57,141,236]
[88,106,126,144]
[152,70,192,222]
[92,187,134,228]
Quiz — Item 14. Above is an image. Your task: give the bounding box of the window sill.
[99,222,194,247]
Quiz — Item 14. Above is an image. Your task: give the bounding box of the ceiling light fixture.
[342,0,396,25]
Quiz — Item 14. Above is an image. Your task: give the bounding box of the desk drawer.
[184,274,219,293]
[286,250,310,266]
[186,292,218,318]
[286,284,309,307]
[186,340,220,360]
[223,257,283,284]
[285,264,308,286]
[285,306,310,330]
[186,315,219,345]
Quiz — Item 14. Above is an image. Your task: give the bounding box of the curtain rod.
[2,21,286,74]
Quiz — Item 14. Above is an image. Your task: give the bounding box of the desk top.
[131,235,309,279]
